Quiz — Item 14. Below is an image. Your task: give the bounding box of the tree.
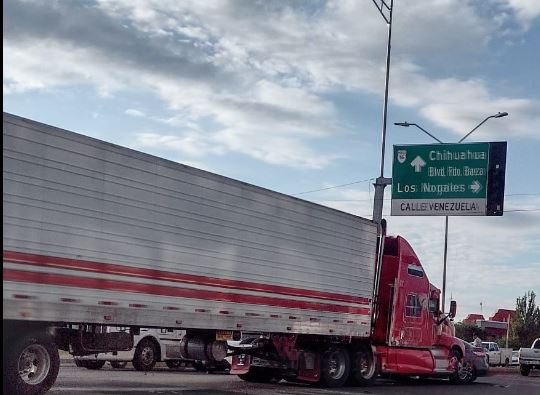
[509,291,540,348]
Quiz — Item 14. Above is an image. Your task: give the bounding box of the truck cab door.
[388,254,432,349]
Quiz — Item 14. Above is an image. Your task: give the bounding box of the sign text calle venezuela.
[391,142,507,216]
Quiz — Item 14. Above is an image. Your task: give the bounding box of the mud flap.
[231,354,251,375]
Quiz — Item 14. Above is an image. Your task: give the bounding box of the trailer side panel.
[3,113,377,337]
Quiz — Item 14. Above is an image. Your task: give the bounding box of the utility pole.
[506,317,511,348]
[372,0,394,225]
[370,0,394,335]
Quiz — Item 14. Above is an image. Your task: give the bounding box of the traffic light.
[486,142,507,216]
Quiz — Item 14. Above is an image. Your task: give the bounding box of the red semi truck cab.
[373,236,464,375]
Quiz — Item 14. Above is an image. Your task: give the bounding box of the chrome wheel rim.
[18,344,51,385]
[140,346,155,365]
[327,350,346,379]
[458,361,473,382]
[357,350,376,378]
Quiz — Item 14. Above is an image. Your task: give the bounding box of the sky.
[3,0,540,322]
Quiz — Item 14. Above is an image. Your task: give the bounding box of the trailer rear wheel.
[349,346,377,386]
[133,339,157,371]
[4,332,60,395]
[319,346,350,388]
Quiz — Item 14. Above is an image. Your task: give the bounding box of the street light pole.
[394,112,508,312]
[458,112,508,144]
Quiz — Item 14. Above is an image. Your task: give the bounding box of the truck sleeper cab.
[373,237,465,379]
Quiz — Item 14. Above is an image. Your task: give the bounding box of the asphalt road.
[49,361,540,395]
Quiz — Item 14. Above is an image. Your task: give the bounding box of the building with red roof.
[463,314,485,325]
[462,309,516,339]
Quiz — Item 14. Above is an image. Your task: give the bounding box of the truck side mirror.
[449,300,457,318]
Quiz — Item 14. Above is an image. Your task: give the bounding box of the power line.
[307,194,540,203]
[294,181,540,197]
[291,178,374,196]
[504,208,540,212]
[352,209,540,217]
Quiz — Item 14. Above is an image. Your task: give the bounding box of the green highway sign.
[391,142,507,216]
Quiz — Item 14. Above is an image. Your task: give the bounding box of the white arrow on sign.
[470,180,482,194]
[410,155,426,172]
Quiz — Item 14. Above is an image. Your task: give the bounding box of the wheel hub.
[327,351,345,379]
[18,344,50,384]
[141,347,154,365]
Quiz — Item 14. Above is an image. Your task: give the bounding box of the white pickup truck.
[74,327,187,371]
[481,342,512,367]
[74,327,230,372]
[518,338,540,376]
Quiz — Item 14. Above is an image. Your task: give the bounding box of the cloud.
[504,0,540,27]
[134,131,224,158]
[4,0,540,174]
[390,69,540,140]
[125,109,146,117]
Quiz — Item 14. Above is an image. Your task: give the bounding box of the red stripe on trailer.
[3,250,370,305]
[3,269,371,316]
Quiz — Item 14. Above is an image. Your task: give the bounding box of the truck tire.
[449,349,471,384]
[520,365,531,376]
[349,346,377,386]
[110,361,128,369]
[319,346,350,388]
[3,331,60,395]
[85,360,106,370]
[132,339,157,371]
